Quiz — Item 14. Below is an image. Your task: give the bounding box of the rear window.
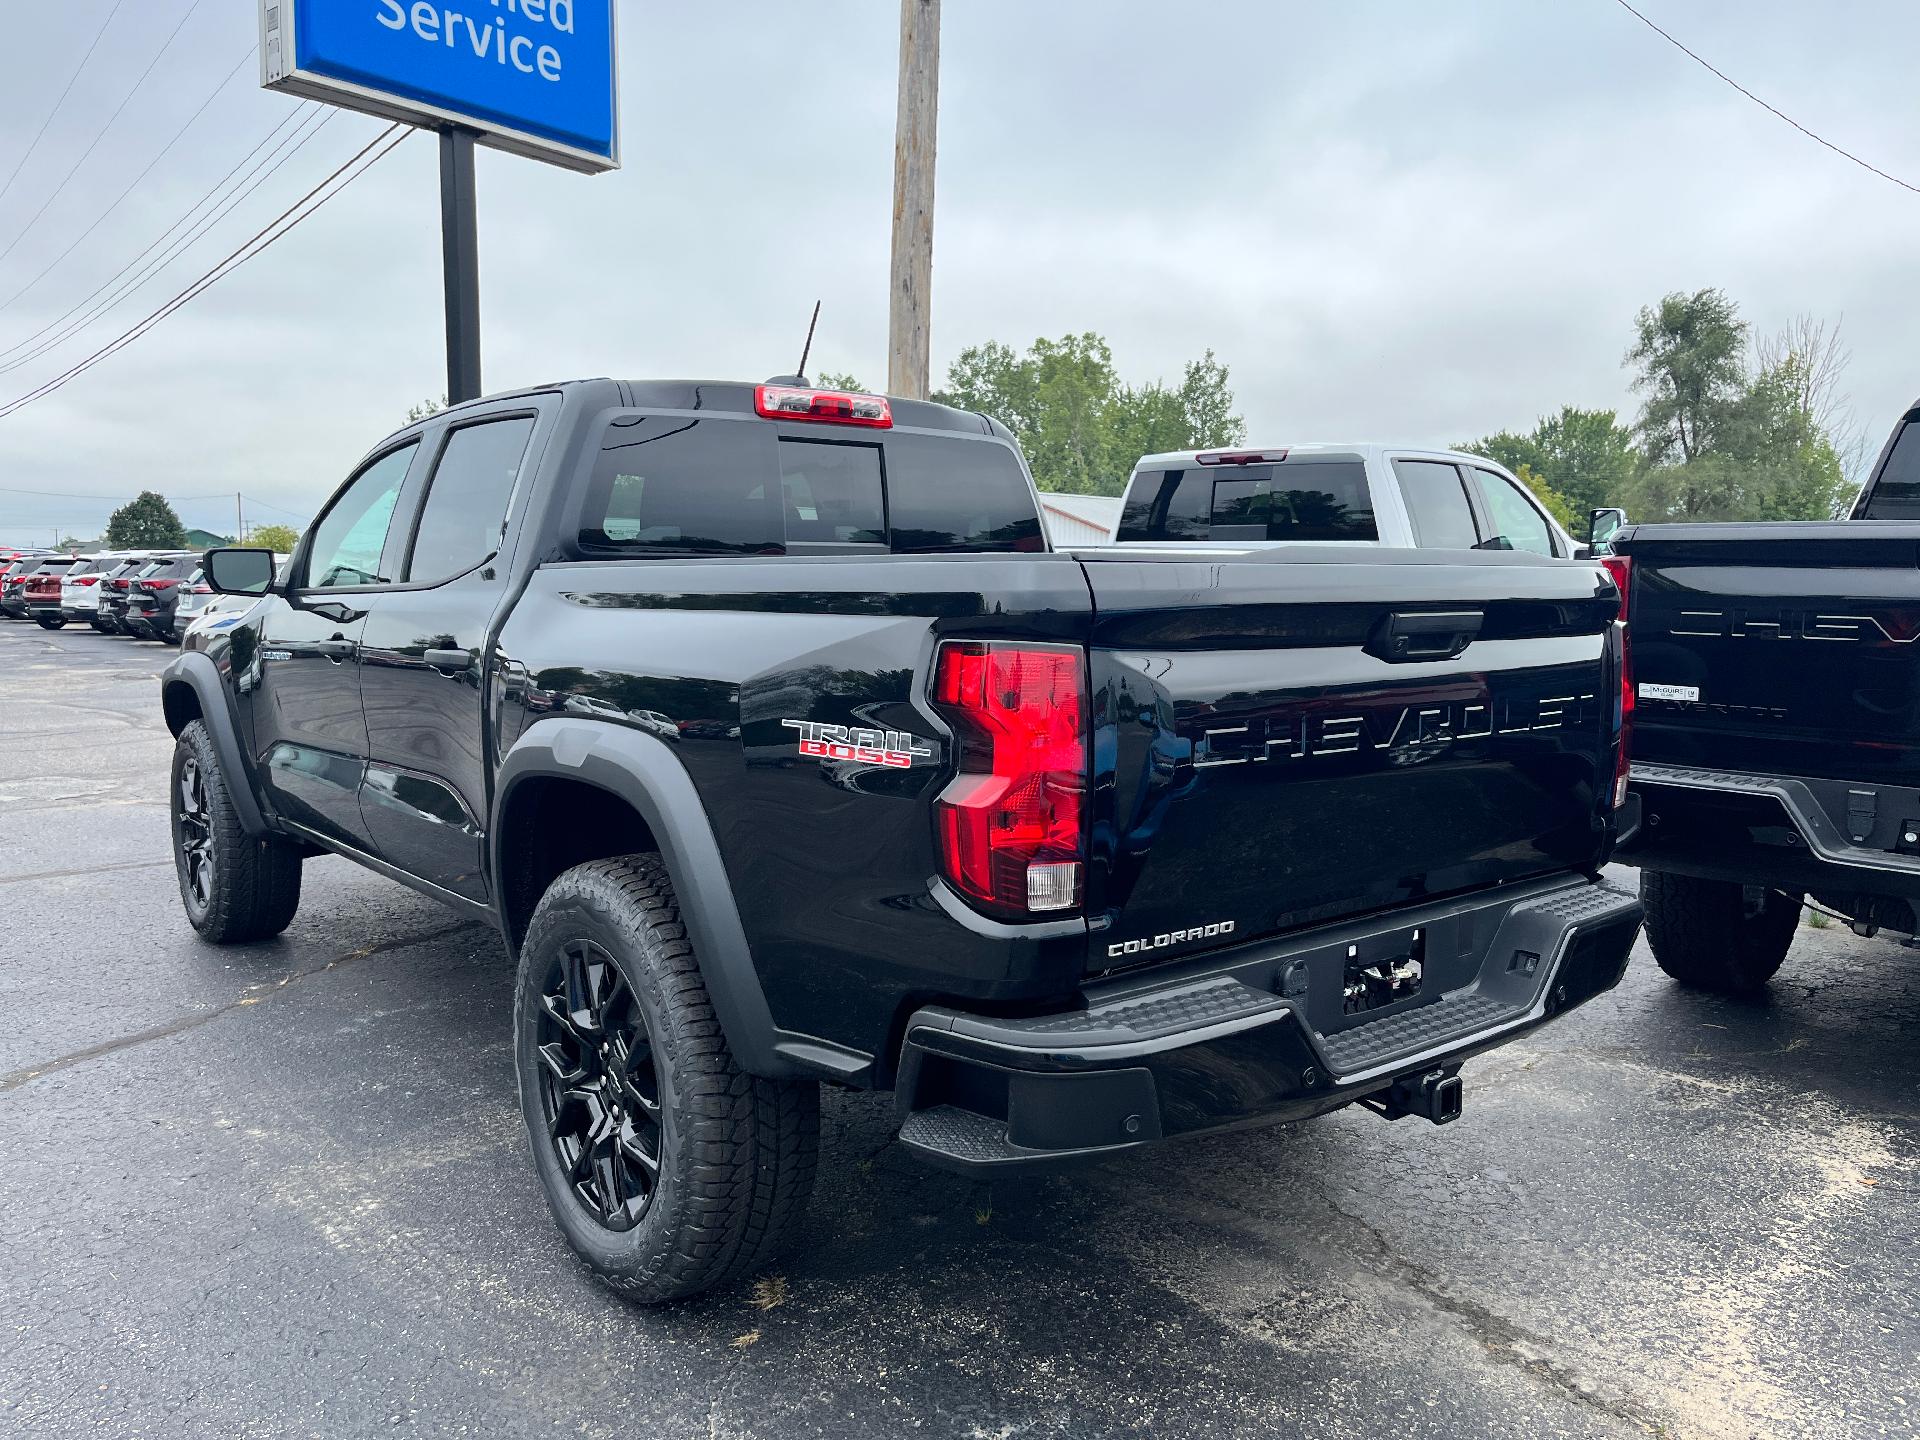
[33,559,76,574]
[1860,419,1920,519]
[1115,462,1376,542]
[579,416,1043,555]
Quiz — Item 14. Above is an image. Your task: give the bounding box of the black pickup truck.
[162,378,1640,1301]
[1609,399,1920,992]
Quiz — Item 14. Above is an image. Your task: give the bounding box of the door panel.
[356,413,537,900]
[252,600,371,846]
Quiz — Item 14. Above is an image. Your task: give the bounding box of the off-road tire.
[1642,871,1799,994]
[170,720,303,943]
[34,614,64,630]
[514,855,818,1304]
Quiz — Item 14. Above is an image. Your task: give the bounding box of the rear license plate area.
[1342,929,1425,1015]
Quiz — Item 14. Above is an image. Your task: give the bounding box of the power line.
[0,124,410,420]
[0,0,210,268]
[0,0,131,209]
[0,106,330,374]
[1611,0,1920,197]
[0,45,257,316]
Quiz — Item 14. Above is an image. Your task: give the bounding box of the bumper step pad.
[1316,992,1515,1075]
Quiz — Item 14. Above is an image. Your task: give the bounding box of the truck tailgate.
[1080,548,1619,969]
[1618,522,1920,782]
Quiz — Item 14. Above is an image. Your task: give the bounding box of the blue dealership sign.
[261,0,618,172]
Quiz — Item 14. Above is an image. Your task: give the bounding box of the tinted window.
[1472,469,1556,556]
[1116,469,1213,541]
[305,444,416,588]
[1395,460,1480,549]
[1861,419,1920,519]
[1117,463,1375,542]
[580,417,1043,555]
[884,432,1043,552]
[776,438,885,546]
[405,417,535,582]
[585,417,782,553]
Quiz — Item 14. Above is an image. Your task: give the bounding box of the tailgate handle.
[1369,610,1484,663]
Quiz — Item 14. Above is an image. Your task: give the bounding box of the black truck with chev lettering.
[162,378,1641,1301]
[1606,398,1920,991]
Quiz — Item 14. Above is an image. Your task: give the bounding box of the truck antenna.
[796,300,821,382]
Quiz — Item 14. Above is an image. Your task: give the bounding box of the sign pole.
[439,126,482,404]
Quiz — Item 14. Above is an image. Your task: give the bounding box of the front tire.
[514,855,818,1304]
[1642,872,1799,994]
[170,721,303,943]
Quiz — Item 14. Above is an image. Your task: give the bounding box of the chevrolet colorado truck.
[1607,399,1920,993]
[163,378,1641,1302]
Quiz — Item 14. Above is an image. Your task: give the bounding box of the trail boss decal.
[782,719,934,770]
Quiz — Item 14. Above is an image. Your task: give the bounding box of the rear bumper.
[894,874,1641,1173]
[1621,761,1920,903]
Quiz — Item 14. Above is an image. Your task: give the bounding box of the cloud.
[1,0,1916,543]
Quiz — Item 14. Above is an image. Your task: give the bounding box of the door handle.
[314,637,356,663]
[423,647,471,674]
[1367,610,1484,664]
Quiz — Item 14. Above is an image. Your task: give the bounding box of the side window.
[1473,469,1557,556]
[404,417,536,583]
[1394,460,1480,549]
[1115,469,1210,541]
[1861,419,1920,518]
[303,443,417,589]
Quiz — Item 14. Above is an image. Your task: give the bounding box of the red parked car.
[19,559,81,628]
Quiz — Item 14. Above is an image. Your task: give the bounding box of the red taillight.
[191,584,212,595]
[930,641,1088,917]
[73,575,99,586]
[753,384,892,428]
[1196,449,1288,465]
[146,579,180,590]
[1600,556,1633,808]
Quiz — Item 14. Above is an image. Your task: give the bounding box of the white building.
[1036,492,1123,547]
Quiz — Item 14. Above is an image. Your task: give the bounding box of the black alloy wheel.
[535,938,664,1231]
[175,753,215,917]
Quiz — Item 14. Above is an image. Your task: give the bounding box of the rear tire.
[34,614,63,630]
[514,855,818,1304]
[1642,871,1799,994]
[170,720,303,943]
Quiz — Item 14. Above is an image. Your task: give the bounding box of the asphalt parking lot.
[1,620,1915,1440]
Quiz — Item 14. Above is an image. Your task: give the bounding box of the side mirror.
[203,547,276,597]
[1587,507,1627,555]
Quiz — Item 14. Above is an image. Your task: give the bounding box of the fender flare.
[159,651,270,837]
[492,719,864,1082]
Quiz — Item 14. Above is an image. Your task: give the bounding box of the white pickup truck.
[1108,444,1578,556]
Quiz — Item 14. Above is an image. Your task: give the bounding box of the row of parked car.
[0,548,274,644]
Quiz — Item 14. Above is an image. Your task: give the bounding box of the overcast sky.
[0,0,1916,545]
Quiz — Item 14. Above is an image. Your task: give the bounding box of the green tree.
[1464,406,1637,517]
[1513,463,1578,530]
[407,395,447,423]
[812,370,867,393]
[104,491,187,548]
[934,334,1246,495]
[243,523,300,553]
[1626,289,1748,464]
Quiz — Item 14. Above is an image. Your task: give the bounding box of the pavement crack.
[0,920,482,1094]
[1301,1180,1673,1435]
[0,858,174,887]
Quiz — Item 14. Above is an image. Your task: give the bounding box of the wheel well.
[498,775,659,951]
[161,681,203,737]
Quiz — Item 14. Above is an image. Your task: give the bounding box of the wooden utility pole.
[887,0,940,400]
